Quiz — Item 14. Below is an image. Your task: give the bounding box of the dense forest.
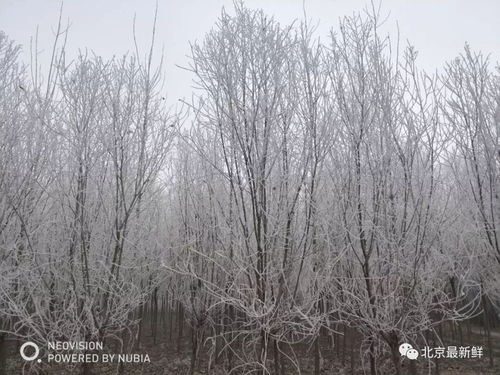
[0,3,499,375]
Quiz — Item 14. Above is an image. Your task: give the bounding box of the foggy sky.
[1,0,499,108]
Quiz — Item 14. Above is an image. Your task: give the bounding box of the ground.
[2,322,499,374]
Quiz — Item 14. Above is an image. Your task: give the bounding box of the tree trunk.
[177,302,184,353]
[273,339,281,375]
[314,334,320,375]
[390,343,401,375]
[482,294,494,367]
[0,334,7,375]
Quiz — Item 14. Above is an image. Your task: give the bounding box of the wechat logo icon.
[399,343,419,360]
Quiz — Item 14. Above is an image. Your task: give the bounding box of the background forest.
[0,3,499,375]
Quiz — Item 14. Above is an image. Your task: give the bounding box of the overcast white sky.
[1,0,499,107]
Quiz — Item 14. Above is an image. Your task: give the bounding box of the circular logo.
[20,341,40,361]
